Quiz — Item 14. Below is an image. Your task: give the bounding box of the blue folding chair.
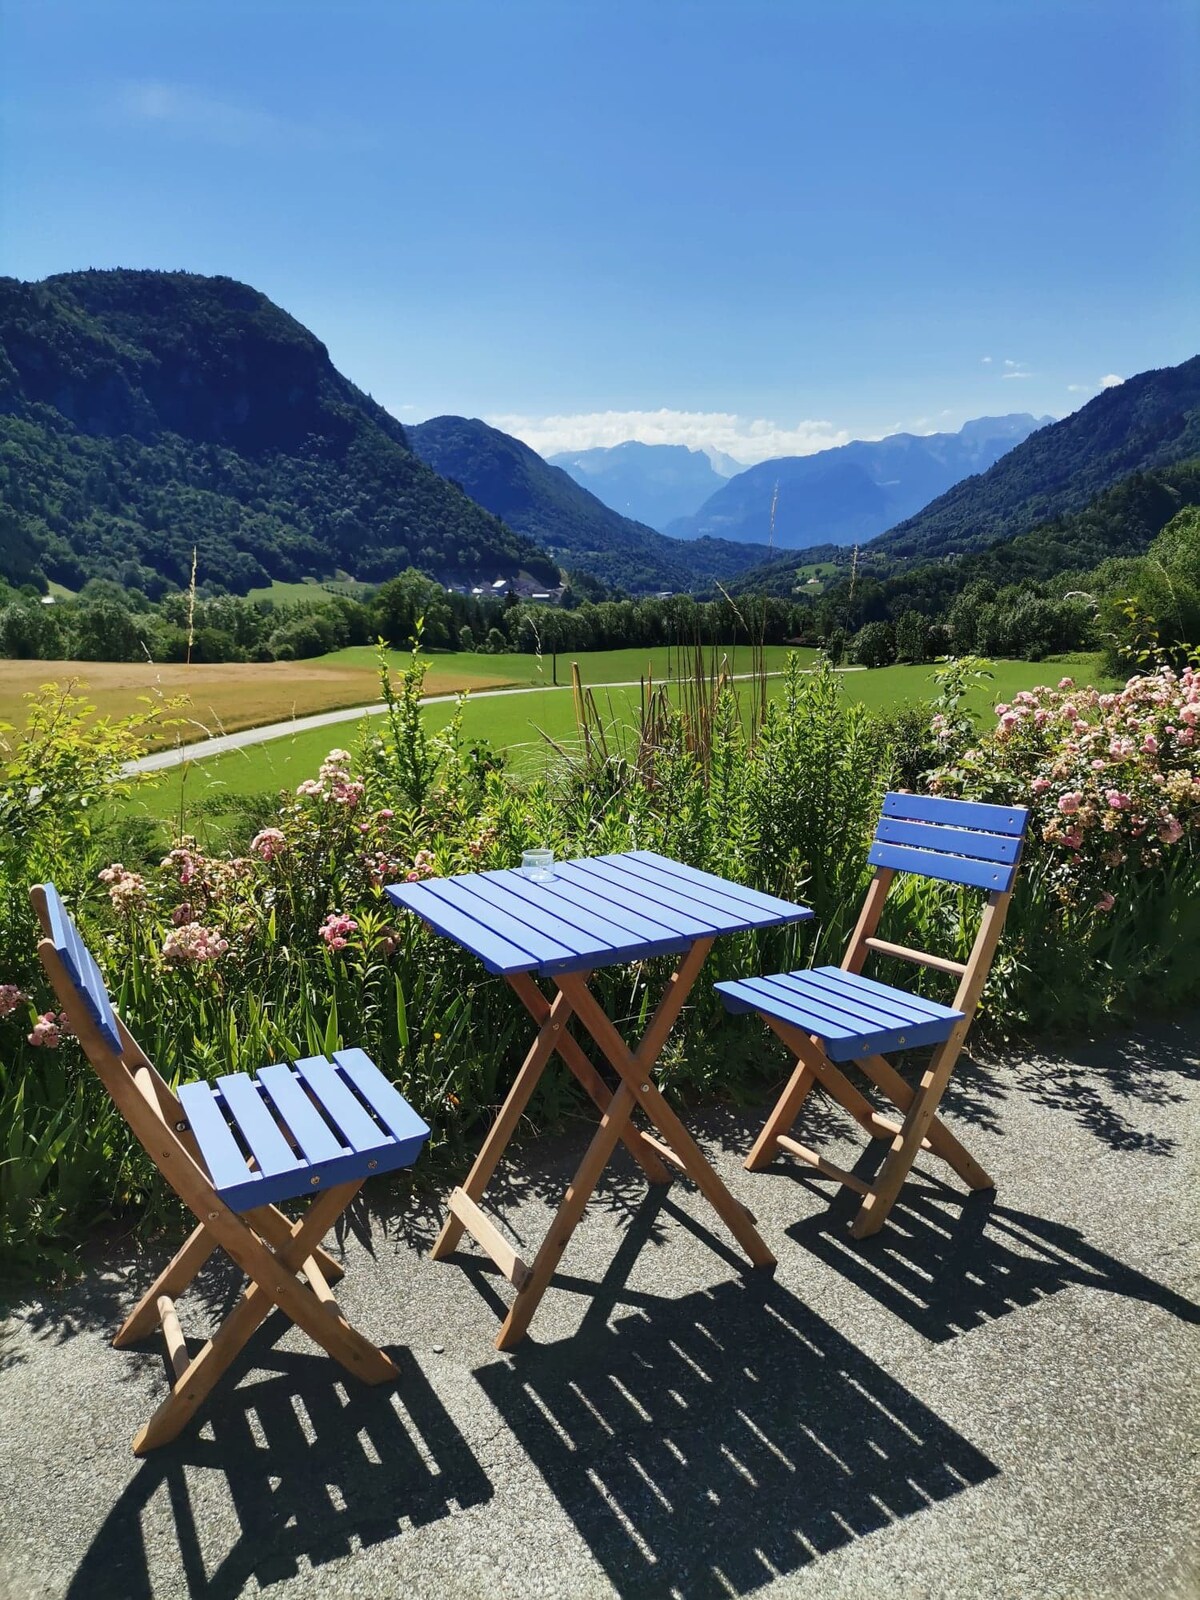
[717,793,1029,1238]
[32,883,430,1453]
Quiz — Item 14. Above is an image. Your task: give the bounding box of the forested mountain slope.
[408,416,774,591]
[0,269,559,593]
[875,356,1200,561]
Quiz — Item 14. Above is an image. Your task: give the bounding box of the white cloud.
[1003,359,1018,368]
[1100,373,1125,388]
[115,81,365,151]
[981,356,993,364]
[482,408,852,466]
[1066,373,1126,396]
[1066,384,1090,393]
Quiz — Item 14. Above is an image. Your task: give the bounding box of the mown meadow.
[1,645,1195,1279]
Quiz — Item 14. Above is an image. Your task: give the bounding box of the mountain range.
[870,357,1200,560]
[547,441,739,531]
[0,270,559,593]
[408,419,772,592]
[661,415,1053,548]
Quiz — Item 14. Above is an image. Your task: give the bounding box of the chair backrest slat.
[39,882,124,1055]
[875,816,1022,865]
[868,840,1017,892]
[868,793,1029,893]
[881,792,1027,836]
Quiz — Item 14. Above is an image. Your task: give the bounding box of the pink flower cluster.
[405,850,437,883]
[98,862,148,913]
[932,665,1199,911]
[296,749,366,809]
[28,1010,72,1048]
[0,983,27,1019]
[319,912,358,951]
[162,922,230,965]
[251,828,287,862]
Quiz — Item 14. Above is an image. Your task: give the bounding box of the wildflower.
[1142,733,1159,755]
[1057,792,1082,815]
[296,778,325,799]
[1105,790,1130,810]
[376,808,395,821]
[319,912,358,951]
[0,984,27,1019]
[1095,893,1115,915]
[99,863,148,912]
[405,850,437,882]
[1058,677,1075,690]
[1158,816,1184,845]
[1030,776,1051,794]
[251,828,287,862]
[162,923,229,965]
[171,902,194,926]
[28,1010,71,1048]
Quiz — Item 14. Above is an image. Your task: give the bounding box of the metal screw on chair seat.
[310,1175,321,1186]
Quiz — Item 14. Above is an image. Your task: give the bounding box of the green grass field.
[129,651,1108,835]
[245,577,378,604]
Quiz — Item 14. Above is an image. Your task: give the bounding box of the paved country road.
[124,668,861,776]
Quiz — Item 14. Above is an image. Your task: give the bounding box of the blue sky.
[2,0,1197,464]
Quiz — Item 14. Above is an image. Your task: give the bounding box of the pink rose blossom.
[1057,792,1082,814]
[1142,734,1159,755]
[1158,816,1184,845]
[1095,893,1115,915]
[1031,776,1051,794]
[1105,790,1130,810]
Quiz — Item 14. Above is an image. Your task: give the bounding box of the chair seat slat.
[177,1081,258,1195]
[875,816,1022,865]
[882,792,1028,836]
[803,966,955,1027]
[256,1063,346,1163]
[868,841,1016,892]
[292,1055,389,1154]
[333,1050,431,1155]
[216,1073,305,1181]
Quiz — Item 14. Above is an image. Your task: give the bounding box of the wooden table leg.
[430,982,580,1262]
[558,969,776,1271]
[507,972,673,1185]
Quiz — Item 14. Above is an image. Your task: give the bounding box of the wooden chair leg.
[857,1053,993,1191]
[852,1031,968,1239]
[132,1182,394,1455]
[115,1221,218,1348]
[745,1056,816,1171]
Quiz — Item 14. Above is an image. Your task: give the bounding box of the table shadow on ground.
[783,1160,1200,1343]
[64,1328,491,1600]
[475,1195,998,1600]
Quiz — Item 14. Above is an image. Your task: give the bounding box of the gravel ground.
[1,1015,1197,1600]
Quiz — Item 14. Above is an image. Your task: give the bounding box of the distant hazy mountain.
[547,441,741,531]
[873,358,1200,560]
[409,418,773,593]
[666,415,1053,548]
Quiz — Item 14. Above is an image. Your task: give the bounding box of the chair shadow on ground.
[475,1192,999,1600]
[65,1322,491,1600]
[782,1149,1200,1344]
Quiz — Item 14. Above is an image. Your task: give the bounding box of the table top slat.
[386,881,540,973]
[418,876,581,967]
[473,871,691,966]
[624,851,812,924]
[386,850,812,975]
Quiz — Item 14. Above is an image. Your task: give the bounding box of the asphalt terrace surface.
[1,1014,1197,1600]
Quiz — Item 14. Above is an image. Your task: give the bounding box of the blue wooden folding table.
[387,850,813,1348]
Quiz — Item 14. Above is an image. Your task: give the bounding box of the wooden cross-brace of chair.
[717,793,1029,1239]
[31,884,430,1454]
